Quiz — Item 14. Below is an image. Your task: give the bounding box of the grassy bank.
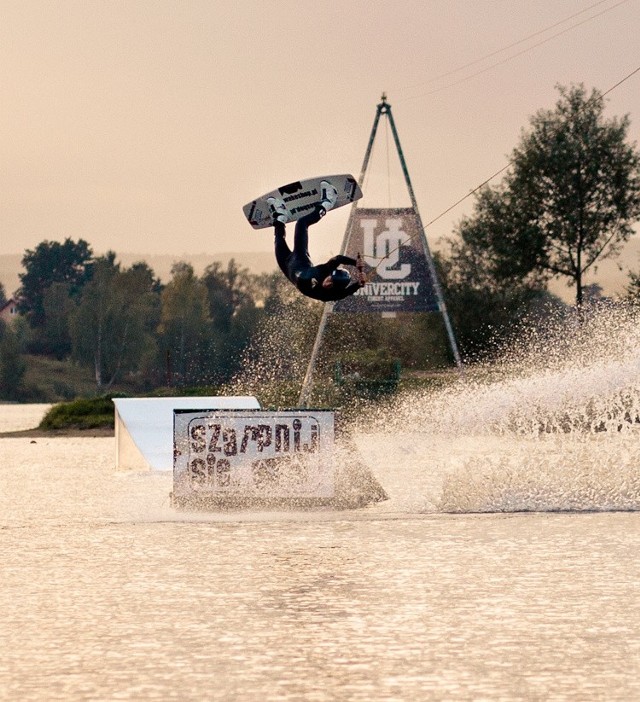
[20,355,148,402]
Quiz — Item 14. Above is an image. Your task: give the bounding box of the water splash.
[386,306,640,437]
[357,304,640,513]
[227,287,321,407]
[438,435,640,513]
[224,297,640,513]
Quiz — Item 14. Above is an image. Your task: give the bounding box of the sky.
[2,0,640,276]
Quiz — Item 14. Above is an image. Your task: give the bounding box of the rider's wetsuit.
[274,205,363,302]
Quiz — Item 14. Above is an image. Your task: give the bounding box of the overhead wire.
[402,0,615,91]
[422,64,640,229]
[601,64,640,97]
[399,0,632,102]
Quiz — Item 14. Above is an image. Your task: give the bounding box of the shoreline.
[0,427,114,439]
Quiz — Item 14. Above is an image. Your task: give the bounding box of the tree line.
[2,83,640,401]
[4,244,282,397]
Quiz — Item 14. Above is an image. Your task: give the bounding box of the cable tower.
[299,95,462,406]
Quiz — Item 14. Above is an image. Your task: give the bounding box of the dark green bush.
[39,395,118,430]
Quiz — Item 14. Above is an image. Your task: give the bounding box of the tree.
[625,269,640,301]
[70,254,161,390]
[40,282,74,358]
[0,282,6,308]
[201,259,254,334]
[458,84,640,305]
[0,323,27,400]
[200,259,266,382]
[18,238,93,328]
[159,263,211,386]
[434,248,548,361]
[119,261,163,382]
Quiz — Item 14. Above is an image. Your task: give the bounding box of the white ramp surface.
[113,397,260,471]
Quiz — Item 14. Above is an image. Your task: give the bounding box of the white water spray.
[356,305,640,513]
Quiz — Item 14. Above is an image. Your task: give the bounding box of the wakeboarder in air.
[270,180,367,302]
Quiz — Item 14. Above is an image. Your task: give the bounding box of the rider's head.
[323,268,351,290]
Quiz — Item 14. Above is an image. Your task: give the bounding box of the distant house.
[0,297,20,325]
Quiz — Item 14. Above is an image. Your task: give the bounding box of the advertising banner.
[333,208,439,314]
[173,410,335,500]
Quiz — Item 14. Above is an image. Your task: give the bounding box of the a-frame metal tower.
[299,94,462,406]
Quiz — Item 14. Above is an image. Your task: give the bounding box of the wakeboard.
[243,174,362,230]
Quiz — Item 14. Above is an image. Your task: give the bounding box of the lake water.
[2,309,640,700]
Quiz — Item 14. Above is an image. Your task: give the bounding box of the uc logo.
[361,218,411,280]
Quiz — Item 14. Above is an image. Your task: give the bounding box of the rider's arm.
[327,255,358,268]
